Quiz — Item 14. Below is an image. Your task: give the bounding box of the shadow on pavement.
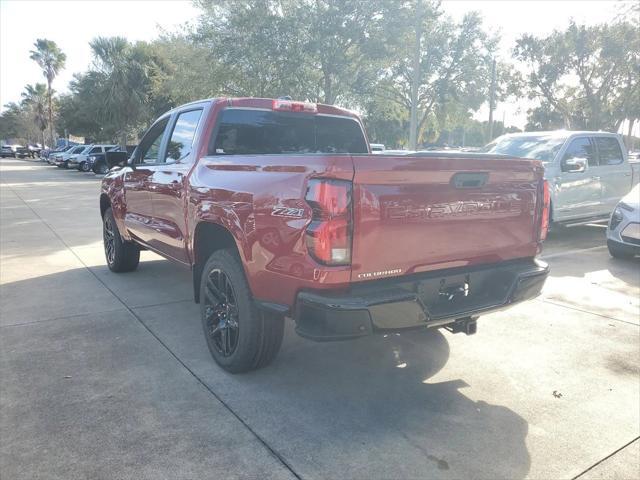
[1,257,532,479]
[135,295,532,479]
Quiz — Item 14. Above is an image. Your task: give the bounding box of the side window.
[595,137,623,166]
[89,147,102,154]
[563,138,597,167]
[135,118,169,165]
[164,109,203,162]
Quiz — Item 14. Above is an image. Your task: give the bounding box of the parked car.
[606,184,640,258]
[0,144,22,158]
[46,145,75,164]
[54,145,87,168]
[89,145,136,174]
[370,143,385,153]
[381,149,414,155]
[13,143,42,158]
[99,97,550,373]
[483,131,640,226]
[68,144,117,171]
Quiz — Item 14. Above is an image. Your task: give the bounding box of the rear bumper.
[293,258,549,341]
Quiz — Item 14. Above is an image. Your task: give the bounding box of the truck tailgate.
[350,154,544,282]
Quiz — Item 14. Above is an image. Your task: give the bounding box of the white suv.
[68,145,116,172]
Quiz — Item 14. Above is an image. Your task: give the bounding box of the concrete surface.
[1,158,639,479]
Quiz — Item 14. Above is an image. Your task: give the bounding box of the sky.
[0,0,633,129]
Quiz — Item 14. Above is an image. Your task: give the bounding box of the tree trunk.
[487,59,496,142]
[408,4,422,151]
[47,79,53,148]
[628,119,636,151]
[322,65,334,105]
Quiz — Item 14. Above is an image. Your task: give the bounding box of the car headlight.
[610,207,624,230]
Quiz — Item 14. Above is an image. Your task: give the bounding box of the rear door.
[593,136,632,213]
[123,116,170,244]
[147,107,205,263]
[350,154,543,280]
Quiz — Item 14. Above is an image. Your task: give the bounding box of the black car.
[16,144,42,158]
[89,145,136,174]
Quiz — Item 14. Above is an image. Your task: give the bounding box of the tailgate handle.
[451,172,489,188]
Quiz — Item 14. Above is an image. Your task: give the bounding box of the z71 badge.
[271,207,304,218]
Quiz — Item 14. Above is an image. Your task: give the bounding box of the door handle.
[591,176,600,181]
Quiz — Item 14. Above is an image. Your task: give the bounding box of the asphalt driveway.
[1,158,638,479]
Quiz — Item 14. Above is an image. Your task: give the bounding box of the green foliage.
[6,4,638,150]
[515,20,640,131]
[29,38,66,145]
[21,83,48,136]
[376,2,498,147]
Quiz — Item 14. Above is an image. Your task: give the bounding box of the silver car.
[606,184,640,258]
[484,131,639,226]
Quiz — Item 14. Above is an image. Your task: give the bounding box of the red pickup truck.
[100,97,550,373]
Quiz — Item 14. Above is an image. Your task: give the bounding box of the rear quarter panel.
[187,154,354,306]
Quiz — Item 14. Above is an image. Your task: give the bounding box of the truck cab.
[484,131,639,225]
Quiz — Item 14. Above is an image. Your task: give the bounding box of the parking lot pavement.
[1,158,639,479]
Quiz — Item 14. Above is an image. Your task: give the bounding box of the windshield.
[482,135,567,163]
[71,146,85,154]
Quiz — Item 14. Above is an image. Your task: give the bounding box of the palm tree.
[90,37,153,146]
[30,39,66,147]
[21,83,49,147]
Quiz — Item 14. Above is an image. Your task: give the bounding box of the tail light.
[272,99,317,113]
[305,179,352,265]
[539,179,550,241]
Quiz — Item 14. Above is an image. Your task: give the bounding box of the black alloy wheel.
[203,269,240,357]
[103,214,116,266]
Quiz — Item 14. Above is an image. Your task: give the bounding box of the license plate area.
[417,268,515,320]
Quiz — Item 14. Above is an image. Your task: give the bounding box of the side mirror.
[562,156,587,173]
[105,151,131,170]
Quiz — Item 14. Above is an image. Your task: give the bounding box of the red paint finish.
[101,97,546,310]
[350,155,544,281]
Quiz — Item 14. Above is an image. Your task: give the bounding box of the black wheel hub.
[103,216,115,265]
[203,269,239,357]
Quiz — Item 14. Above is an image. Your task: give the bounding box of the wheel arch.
[192,221,243,303]
[100,193,111,218]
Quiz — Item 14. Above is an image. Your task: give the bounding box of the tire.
[95,161,108,175]
[80,161,90,172]
[607,240,636,259]
[200,249,284,373]
[103,207,140,272]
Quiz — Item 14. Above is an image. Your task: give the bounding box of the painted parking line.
[541,245,607,260]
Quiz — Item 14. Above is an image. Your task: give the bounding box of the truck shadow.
[232,324,532,479]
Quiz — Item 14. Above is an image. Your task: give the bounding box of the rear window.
[595,137,623,165]
[209,109,368,155]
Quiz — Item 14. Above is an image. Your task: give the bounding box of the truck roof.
[168,97,361,120]
[500,130,621,138]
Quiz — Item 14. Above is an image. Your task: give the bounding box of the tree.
[88,37,171,145]
[30,39,66,146]
[193,0,397,105]
[20,83,48,146]
[515,21,640,131]
[378,2,497,149]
